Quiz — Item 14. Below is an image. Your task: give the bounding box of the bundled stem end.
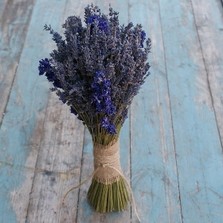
[87,176,130,213]
[87,139,130,213]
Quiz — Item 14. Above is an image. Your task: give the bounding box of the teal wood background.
[0,0,223,222]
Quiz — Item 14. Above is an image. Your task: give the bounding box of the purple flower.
[101,116,109,127]
[87,15,109,33]
[44,25,64,45]
[122,109,128,120]
[141,30,146,47]
[38,58,55,82]
[38,4,151,138]
[106,104,116,116]
[86,15,99,24]
[92,95,103,112]
[70,107,77,115]
[94,70,105,83]
[104,97,116,115]
[91,70,116,134]
[53,78,62,88]
[38,58,51,75]
[38,58,62,88]
[101,87,109,97]
[101,117,116,134]
[91,70,116,115]
[103,79,111,88]
[108,124,116,134]
[98,17,109,32]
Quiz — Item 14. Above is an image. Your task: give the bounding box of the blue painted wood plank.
[77,1,132,222]
[129,1,183,222]
[0,0,69,222]
[191,0,223,144]
[159,0,223,222]
[221,0,223,9]
[0,0,7,19]
[25,96,85,223]
[24,1,86,222]
[1,0,222,222]
[0,0,35,123]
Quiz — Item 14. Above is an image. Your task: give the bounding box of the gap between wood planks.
[189,0,223,150]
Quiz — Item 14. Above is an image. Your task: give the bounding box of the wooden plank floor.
[0,0,223,222]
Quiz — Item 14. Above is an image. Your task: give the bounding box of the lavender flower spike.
[38,4,151,215]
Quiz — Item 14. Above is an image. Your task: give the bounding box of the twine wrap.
[62,139,141,222]
[93,140,121,184]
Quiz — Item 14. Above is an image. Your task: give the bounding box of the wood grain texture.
[159,0,223,222]
[1,0,223,222]
[0,0,35,124]
[130,1,182,222]
[25,94,84,223]
[190,0,223,145]
[22,0,85,223]
[0,0,7,19]
[0,0,69,222]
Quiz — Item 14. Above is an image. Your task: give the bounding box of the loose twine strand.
[62,141,141,222]
[61,165,141,222]
[0,146,140,221]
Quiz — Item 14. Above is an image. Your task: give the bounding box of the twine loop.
[62,139,141,222]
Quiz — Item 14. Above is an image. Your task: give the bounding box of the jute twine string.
[93,140,121,184]
[0,149,140,221]
[62,140,141,222]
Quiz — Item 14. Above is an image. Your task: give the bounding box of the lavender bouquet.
[38,4,151,213]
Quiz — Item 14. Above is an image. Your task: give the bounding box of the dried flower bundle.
[38,4,151,213]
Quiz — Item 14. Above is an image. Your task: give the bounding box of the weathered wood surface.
[0,0,223,223]
[130,1,182,222]
[158,1,223,223]
[0,0,35,123]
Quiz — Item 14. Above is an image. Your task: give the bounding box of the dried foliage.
[38,4,151,145]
